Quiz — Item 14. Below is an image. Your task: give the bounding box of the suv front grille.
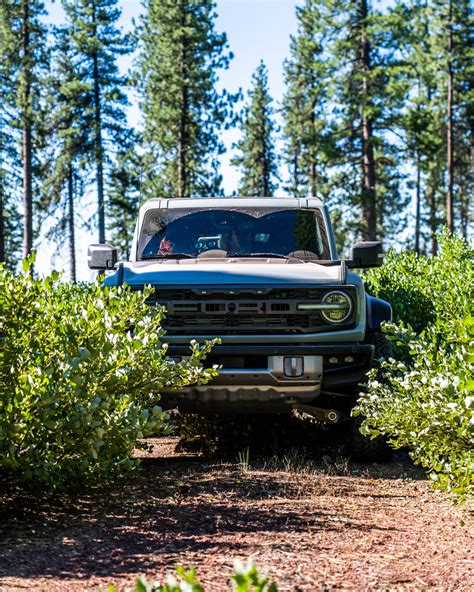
[145,286,357,335]
[164,313,324,333]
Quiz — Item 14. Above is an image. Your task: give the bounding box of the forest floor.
[0,435,473,592]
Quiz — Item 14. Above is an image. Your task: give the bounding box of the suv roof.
[140,196,325,214]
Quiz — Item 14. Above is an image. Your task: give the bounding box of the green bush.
[0,258,217,490]
[365,231,473,333]
[107,560,278,591]
[356,234,474,499]
[355,316,474,498]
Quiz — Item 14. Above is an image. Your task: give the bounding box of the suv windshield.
[137,207,331,261]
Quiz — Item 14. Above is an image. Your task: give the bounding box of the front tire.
[349,416,393,462]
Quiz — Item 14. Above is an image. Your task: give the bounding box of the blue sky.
[39,0,300,277]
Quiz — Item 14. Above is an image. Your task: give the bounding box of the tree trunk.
[22,0,33,258]
[471,93,474,194]
[92,2,105,243]
[261,117,269,196]
[292,145,300,197]
[428,182,437,256]
[415,148,421,255]
[359,0,377,241]
[178,1,188,198]
[446,0,454,233]
[309,95,317,197]
[469,57,474,237]
[261,155,267,196]
[0,187,4,265]
[0,114,5,263]
[459,187,468,238]
[67,166,76,282]
[466,125,474,239]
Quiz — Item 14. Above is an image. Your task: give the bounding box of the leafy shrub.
[0,258,217,490]
[365,231,473,333]
[356,234,474,499]
[107,560,278,591]
[355,316,474,498]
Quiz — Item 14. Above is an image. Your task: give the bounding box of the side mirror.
[88,244,118,270]
[346,241,383,268]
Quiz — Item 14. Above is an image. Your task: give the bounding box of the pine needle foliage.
[0,0,49,258]
[61,0,132,243]
[281,0,335,199]
[41,26,94,281]
[136,0,236,198]
[232,61,279,197]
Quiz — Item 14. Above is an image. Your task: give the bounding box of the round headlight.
[321,290,352,324]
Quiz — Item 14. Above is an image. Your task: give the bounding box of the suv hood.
[106,260,349,287]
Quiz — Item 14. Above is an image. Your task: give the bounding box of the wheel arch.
[365,295,392,331]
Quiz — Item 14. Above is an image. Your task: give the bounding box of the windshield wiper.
[235,252,291,260]
[141,253,195,260]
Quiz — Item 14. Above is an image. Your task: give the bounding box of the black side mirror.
[346,241,383,268]
[88,244,118,270]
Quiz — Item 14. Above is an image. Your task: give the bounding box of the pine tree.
[329,0,408,243]
[232,61,278,196]
[447,0,473,237]
[282,0,408,251]
[0,117,22,268]
[41,26,94,281]
[0,0,49,258]
[62,0,132,244]
[398,0,445,254]
[0,48,22,268]
[108,138,141,260]
[398,0,472,253]
[281,0,335,199]
[137,0,235,197]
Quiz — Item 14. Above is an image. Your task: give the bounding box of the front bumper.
[162,343,374,412]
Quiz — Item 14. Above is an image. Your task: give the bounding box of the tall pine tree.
[108,136,141,260]
[445,0,473,238]
[398,0,472,253]
[137,0,235,197]
[282,0,408,249]
[62,0,132,244]
[0,24,22,268]
[0,0,49,258]
[41,26,94,281]
[232,61,279,197]
[397,0,445,254]
[282,0,335,199]
[330,0,408,243]
[0,115,22,268]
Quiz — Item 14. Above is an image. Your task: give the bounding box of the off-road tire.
[349,415,393,462]
[367,329,392,369]
[348,329,393,463]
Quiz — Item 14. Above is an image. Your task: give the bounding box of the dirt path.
[0,437,472,591]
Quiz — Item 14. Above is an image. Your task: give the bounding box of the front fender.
[366,295,392,331]
[102,263,124,287]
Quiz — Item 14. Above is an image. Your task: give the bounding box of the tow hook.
[293,404,347,424]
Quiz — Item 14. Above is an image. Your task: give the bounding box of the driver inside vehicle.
[142,229,178,257]
[157,236,173,255]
